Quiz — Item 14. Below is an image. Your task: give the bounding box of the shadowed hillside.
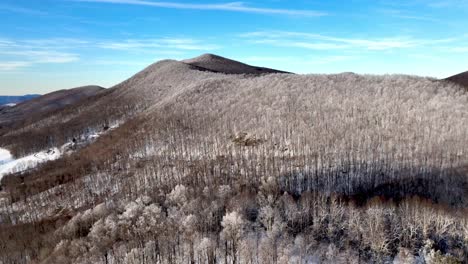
[445,71,468,90]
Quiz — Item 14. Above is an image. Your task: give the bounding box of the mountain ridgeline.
[183,53,291,74]
[0,85,104,125]
[0,54,467,263]
[445,71,468,90]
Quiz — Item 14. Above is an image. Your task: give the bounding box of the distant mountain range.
[0,94,40,106]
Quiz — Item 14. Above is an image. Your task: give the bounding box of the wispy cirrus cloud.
[73,0,326,16]
[0,4,47,15]
[0,38,82,71]
[242,55,355,65]
[427,0,468,8]
[376,7,443,22]
[241,31,456,51]
[238,55,359,74]
[448,46,468,52]
[98,38,220,51]
[0,36,219,71]
[0,50,80,63]
[0,61,33,71]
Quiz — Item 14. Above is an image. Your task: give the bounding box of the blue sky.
[1,0,468,95]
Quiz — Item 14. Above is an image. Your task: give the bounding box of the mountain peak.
[182,53,290,75]
[194,53,224,60]
[182,53,241,66]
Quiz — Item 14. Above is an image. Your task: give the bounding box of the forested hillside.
[0,55,467,263]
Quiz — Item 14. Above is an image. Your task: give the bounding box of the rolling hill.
[0,85,104,128]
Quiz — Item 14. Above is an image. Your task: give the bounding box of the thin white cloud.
[74,0,326,16]
[427,0,468,8]
[23,38,91,48]
[97,38,220,51]
[376,8,443,22]
[394,14,439,21]
[0,61,32,71]
[251,39,348,50]
[0,36,219,71]
[0,39,83,71]
[0,40,15,46]
[449,46,468,52]
[0,4,47,15]
[376,0,467,9]
[0,50,79,63]
[92,59,156,65]
[239,55,358,74]
[241,31,455,51]
[242,55,355,65]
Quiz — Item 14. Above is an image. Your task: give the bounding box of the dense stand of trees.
[1,72,468,263]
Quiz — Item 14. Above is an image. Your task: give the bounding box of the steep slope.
[0,55,287,156]
[0,60,248,156]
[445,71,468,89]
[182,53,290,74]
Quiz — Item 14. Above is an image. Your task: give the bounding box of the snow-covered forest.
[0,59,467,263]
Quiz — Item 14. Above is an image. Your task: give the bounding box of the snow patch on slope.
[0,122,122,180]
[0,149,13,166]
[0,148,60,179]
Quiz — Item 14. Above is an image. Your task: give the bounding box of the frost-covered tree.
[221,211,246,264]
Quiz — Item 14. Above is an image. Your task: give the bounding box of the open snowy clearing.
[0,122,121,181]
[0,148,13,166]
[0,147,61,180]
